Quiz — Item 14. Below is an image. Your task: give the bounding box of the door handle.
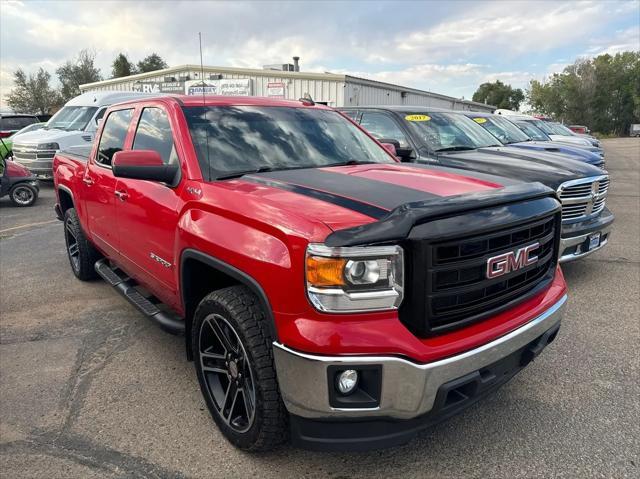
[114,190,129,201]
[82,177,94,186]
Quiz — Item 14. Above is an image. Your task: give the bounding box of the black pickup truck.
[340,106,614,263]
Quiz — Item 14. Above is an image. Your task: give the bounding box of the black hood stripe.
[408,163,520,186]
[244,176,389,219]
[246,168,440,213]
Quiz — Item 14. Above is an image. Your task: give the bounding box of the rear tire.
[64,208,100,281]
[192,285,288,451]
[9,184,37,206]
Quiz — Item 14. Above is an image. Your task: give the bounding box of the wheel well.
[180,251,278,361]
[58,188,74,213]
[182,258,240,323]
[182,258,240,360]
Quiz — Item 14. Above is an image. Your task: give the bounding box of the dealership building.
[80,61,495,112]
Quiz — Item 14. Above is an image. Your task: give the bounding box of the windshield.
[469,116,530,144]
[524,119,556,135]
[548,122,578,136]
[514,121,549,141]
[402,112,501,151]
[182,106,394,180]
[46,106,98,131]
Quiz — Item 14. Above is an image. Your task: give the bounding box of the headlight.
[305,244,404,312]
[37,142,59,150]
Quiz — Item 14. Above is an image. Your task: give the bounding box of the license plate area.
[588,232,601,251]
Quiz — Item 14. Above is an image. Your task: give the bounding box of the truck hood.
[11,128,90,146]
[548,134,592,147]
[227,164,508,234]
[436,146,604,189]
[508,141,602,165]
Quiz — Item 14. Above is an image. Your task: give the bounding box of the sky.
[1,0,639,108]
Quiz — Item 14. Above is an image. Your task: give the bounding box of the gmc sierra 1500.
[54,96,567,451]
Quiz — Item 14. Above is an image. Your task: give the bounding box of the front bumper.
[273,294,566,449]
[560,208,615,262]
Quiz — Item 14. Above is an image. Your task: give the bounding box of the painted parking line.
[0,219,58,234]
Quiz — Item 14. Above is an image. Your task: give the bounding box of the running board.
[95,259,185,335]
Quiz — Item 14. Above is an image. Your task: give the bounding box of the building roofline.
[80,64,347,90]
[80,64,496,110]
[345,75,496,109]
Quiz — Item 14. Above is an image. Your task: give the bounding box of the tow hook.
[520,323,561,367]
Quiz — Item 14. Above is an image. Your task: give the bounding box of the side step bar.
[95,259,185,335]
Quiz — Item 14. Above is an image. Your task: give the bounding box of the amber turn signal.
[306,256,346,287]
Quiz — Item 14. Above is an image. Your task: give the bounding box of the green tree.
[57,49,102,101]
[112,53,137,78]
[472,80,525,110]
[527,51,640,135]
[136,53,168,73]
[6,68,62,115]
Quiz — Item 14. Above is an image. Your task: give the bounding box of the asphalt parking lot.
[1,138,638,478]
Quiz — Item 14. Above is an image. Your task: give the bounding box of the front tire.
[9,184,37,206]
[192,285,288,451]
[64,208,100,281]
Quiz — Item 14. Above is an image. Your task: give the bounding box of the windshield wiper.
[216,166,278,180]
[434,146,476,152]
[323,160,378,167]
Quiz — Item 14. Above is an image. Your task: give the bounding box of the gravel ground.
[1,138,638,478]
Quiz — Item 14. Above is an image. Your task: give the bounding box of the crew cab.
[458,112,605,169]
[54,96,567,451]
[340,106,614,262]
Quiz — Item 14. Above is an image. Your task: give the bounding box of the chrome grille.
[12,143,57,173]
[557,175,609,222]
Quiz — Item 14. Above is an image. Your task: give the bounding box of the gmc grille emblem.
[486,242,540,279]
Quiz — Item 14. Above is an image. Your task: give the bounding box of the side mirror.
[112,150,179,185]
[378,138,414,162]
[381,142,397,156]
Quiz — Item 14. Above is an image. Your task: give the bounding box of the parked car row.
[48,92,615,451]
[339,106,612,262]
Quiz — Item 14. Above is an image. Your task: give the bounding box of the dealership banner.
[267,82,286,98]
[132,81,185,93]
[185,79,252,96]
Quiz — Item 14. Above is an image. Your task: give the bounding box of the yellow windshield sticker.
[473,117,487,124]
[405,114,431,122]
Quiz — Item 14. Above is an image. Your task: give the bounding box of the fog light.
[336,369,358,395]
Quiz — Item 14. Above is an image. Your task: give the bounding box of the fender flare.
[180,249,279,359]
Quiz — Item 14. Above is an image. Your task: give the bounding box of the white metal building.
[80,64,495,112]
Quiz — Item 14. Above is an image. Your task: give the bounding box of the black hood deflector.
[325,182,557,247]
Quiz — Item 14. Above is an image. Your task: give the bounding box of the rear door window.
[96,109,134,166]
[132,108,178,165]
[359,111,410,147]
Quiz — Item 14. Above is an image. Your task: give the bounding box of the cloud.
[390,1,625,62]
[1,0,638,109]
[583,25,640,56]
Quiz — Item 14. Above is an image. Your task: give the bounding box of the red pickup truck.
[53,96,567,451]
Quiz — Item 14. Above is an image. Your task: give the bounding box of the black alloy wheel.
[199,313,256,433]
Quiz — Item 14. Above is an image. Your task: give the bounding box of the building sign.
[132,81,185,93]
[267,82,286,98]
[185,78,252,96]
